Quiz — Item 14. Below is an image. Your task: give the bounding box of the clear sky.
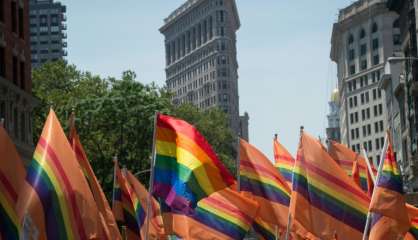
[59,0,354,159]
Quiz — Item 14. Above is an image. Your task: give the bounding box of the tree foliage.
[32,61,237,198]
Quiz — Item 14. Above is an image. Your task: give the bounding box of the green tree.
[32,61,237,198]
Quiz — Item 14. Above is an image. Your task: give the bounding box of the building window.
[0,47,4,77]
[18,7,24,39]
[12,56,18,85]
[354,96,358,106]
[349,49,355,61]
[373,55,379,65]
[0,0,4,22]
[361,93,365,104]
[359,28,366,39]
[368,140,372,151]
[11,1,17,33]
[372,23,378,33]
[20,61,25,91]
[219,10,224,22]
[20,112,25,142]
[348,34,354,44]
[393,34,401,45]
[361,60,367,70]
[372,39,379,50]
[373,89,377,99]
[349,65,356,75]
[360,44,367,56]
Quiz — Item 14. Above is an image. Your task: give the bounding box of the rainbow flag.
[153,113,234,212]
[369,135,409,239]
[273,136,295,186]
[290,132,370,240]
[21,109,102,239]
[0,126,25,239]
[161,187,259,240]
[240,138,290,228]
[112,163,142,239]
[125,170,166,239]
[253,217,277,240]
[68,113,121,240]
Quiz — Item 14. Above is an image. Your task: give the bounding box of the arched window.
[372,22,378,33]
[348,34,354,44]
[359,28,366,39]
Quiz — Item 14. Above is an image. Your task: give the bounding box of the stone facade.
[331,0,399,166]
[0,0,35,161]
[29,0,67,68]
[326,89,341,142]
[160,0,243,136]
[387,0,418,191]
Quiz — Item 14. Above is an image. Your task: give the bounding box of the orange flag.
[68,113,121,240]
[290,131,370,240]
[369,134,410,239]
[273,135,295,187]
[351,158,361,188]
[162,187,259,240]
[17,109,102,239]
[125,170,166,239]
[0,125,26,239]
[328,140,370,192]
[239,138,290,228]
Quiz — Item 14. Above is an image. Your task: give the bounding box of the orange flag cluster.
[1,109,417,240]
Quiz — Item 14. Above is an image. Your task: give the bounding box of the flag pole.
[145,111,158,240]
[236,135,241,191]
[284,126,304,240]
[112,156,118,208]
[361,132,389,240]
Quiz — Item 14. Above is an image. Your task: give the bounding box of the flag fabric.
[253,217,277,240]
[290,132,370,240]
[328,141,369,191]
[369,136,410,239]
[125,170,166,239]
[69,113,121,240]
[153,113,234,212]
[366,165,375,198]
[351,158,361,189]
[0,126,26,239]
[17,109,101,240]
[273,135,295,186]
[406,204,418,240]
[112,163,142,239]
[239,138,290,228]
[162,187,259,240]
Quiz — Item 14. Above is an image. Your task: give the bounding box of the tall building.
[386,0,418,191]
[326,88,341,142]
[0,0,35,160]
[160,0,245,136]
[29,0,67,68]
[330,0,399,166]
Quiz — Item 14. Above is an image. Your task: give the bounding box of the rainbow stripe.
[377,143,403,193]
[240,161,290,206]
[409,218,418,238]
[253,218,276,240]
[0,171,20,239]
[113,165,145,237]
[291,133,369,237]
[153,113,234,212]
[26,137,87,240]
[273,138,294,185]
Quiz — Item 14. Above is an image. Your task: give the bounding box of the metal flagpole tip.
[274,133,278,140]
[113,155,118,163]
[300,126,304,133]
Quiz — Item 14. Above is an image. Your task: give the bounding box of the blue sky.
[60,0,354,158]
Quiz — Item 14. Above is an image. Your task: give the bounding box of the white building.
[331,0,399,165]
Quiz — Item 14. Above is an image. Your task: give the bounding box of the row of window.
[0,101,31,144]
[0,0,25,39]
[351,137,385,156]
[348,39,379,61]
[348,89,382,109]
[347,70,381,93]
[350,121,384,140]
[0,47,26,91]
[349,104,383,124]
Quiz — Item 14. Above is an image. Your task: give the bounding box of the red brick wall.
[2,0,31,93]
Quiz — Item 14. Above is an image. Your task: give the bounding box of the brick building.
[0,0,35,161]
